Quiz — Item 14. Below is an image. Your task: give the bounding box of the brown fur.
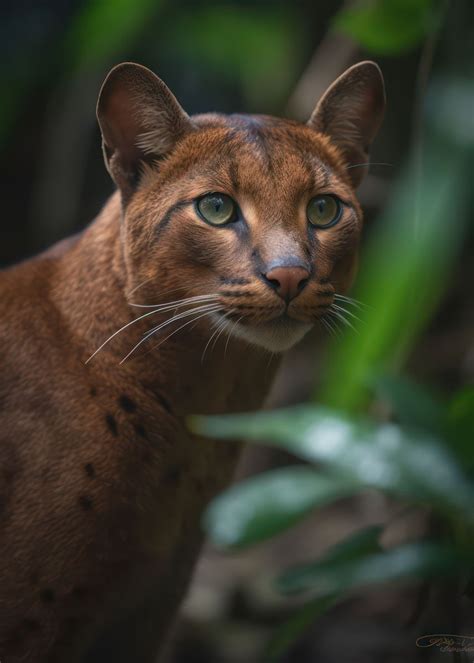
[0,61,384,662]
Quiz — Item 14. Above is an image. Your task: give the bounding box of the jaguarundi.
[0,60,385,662]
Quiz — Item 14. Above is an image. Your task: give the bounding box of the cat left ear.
[97,62,193,199]
[308,61,385,187]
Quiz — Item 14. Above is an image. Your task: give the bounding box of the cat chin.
[230,318,313,353]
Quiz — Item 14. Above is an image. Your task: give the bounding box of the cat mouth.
[228,313,313,352]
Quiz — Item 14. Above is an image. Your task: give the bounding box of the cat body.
[0,62,384,661]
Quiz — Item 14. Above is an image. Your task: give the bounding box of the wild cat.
[0,61,384,662]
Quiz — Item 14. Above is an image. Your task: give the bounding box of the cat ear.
[308,61,385,187]
[97,62,193,198]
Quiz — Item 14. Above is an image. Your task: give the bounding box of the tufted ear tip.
[308,61,386,187]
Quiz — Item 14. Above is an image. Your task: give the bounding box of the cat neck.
[51,192,278,417]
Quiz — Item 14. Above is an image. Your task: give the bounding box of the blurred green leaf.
[445,387,474,472]
[277,541,464,596]
[334,0,441,54]
[66,0,161,70]
[373,373,443,433]
[264,593,339,662]
[318,524,384,562]
[277,525,382,595]
[192,406,474,519]
[203,466,356,549]
[162,6,301,109]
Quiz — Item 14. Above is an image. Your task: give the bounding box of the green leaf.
[264,593,339,662]
[333,0,440,55]
[277,542,464,596]
[161,6,302,110]
[66,0,161,70]
[191,406,474,520]
[445,387,474,472]
[317,525,384,563]
[277,525,383,594]
[373,373,443,434]
[203,466,356,549]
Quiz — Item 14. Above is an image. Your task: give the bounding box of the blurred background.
[1,1,473,661]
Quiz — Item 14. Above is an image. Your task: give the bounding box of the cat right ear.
[97,62,193,199]
[308,61,385,187]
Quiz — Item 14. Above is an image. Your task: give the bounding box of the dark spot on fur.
[118,394,137,413]
[90,386,97,397]
[133,422,147,439]
[4,628,22,646]
[155,391,172,414]
[64,616,80,629]
[193,477,207,494]
[105,414,118,437]
[164,466,181,483]
[54,616,86,648]
[0,440,21,519]
[40,588,55,603]
[84,463,95,478]
[71,586,88,599]
[78,495,94,511]
[52,616,87,650]
[23,618,41,631]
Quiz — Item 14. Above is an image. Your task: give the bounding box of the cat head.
[97,61,385,353]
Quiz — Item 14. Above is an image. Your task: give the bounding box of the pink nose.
[264,266,310,302]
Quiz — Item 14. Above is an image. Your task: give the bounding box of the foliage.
[333,0,443,54]
[65,0,161,71]
[191,27,474,661]
[161,6,301,109]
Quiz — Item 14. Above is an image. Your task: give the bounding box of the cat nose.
[263,265,310,302]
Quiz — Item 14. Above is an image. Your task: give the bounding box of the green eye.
[197,193,237,226]
[307,195,342,228]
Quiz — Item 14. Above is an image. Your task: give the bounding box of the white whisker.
[225,315,244,356]
[86,293,220,364]
[201,313,231,364]
[332,302,362,323]
[346,161,393,171]
[334,293,368,311]
[130,294,218,309]
[128,279,152,296]
[149,308,225,357]
[120,304,222,364]
[328,307,358,334]
[86,307,172,364]
[319,315,338,337]
[212,312,238,356]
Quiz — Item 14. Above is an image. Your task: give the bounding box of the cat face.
[97,62,385,352]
